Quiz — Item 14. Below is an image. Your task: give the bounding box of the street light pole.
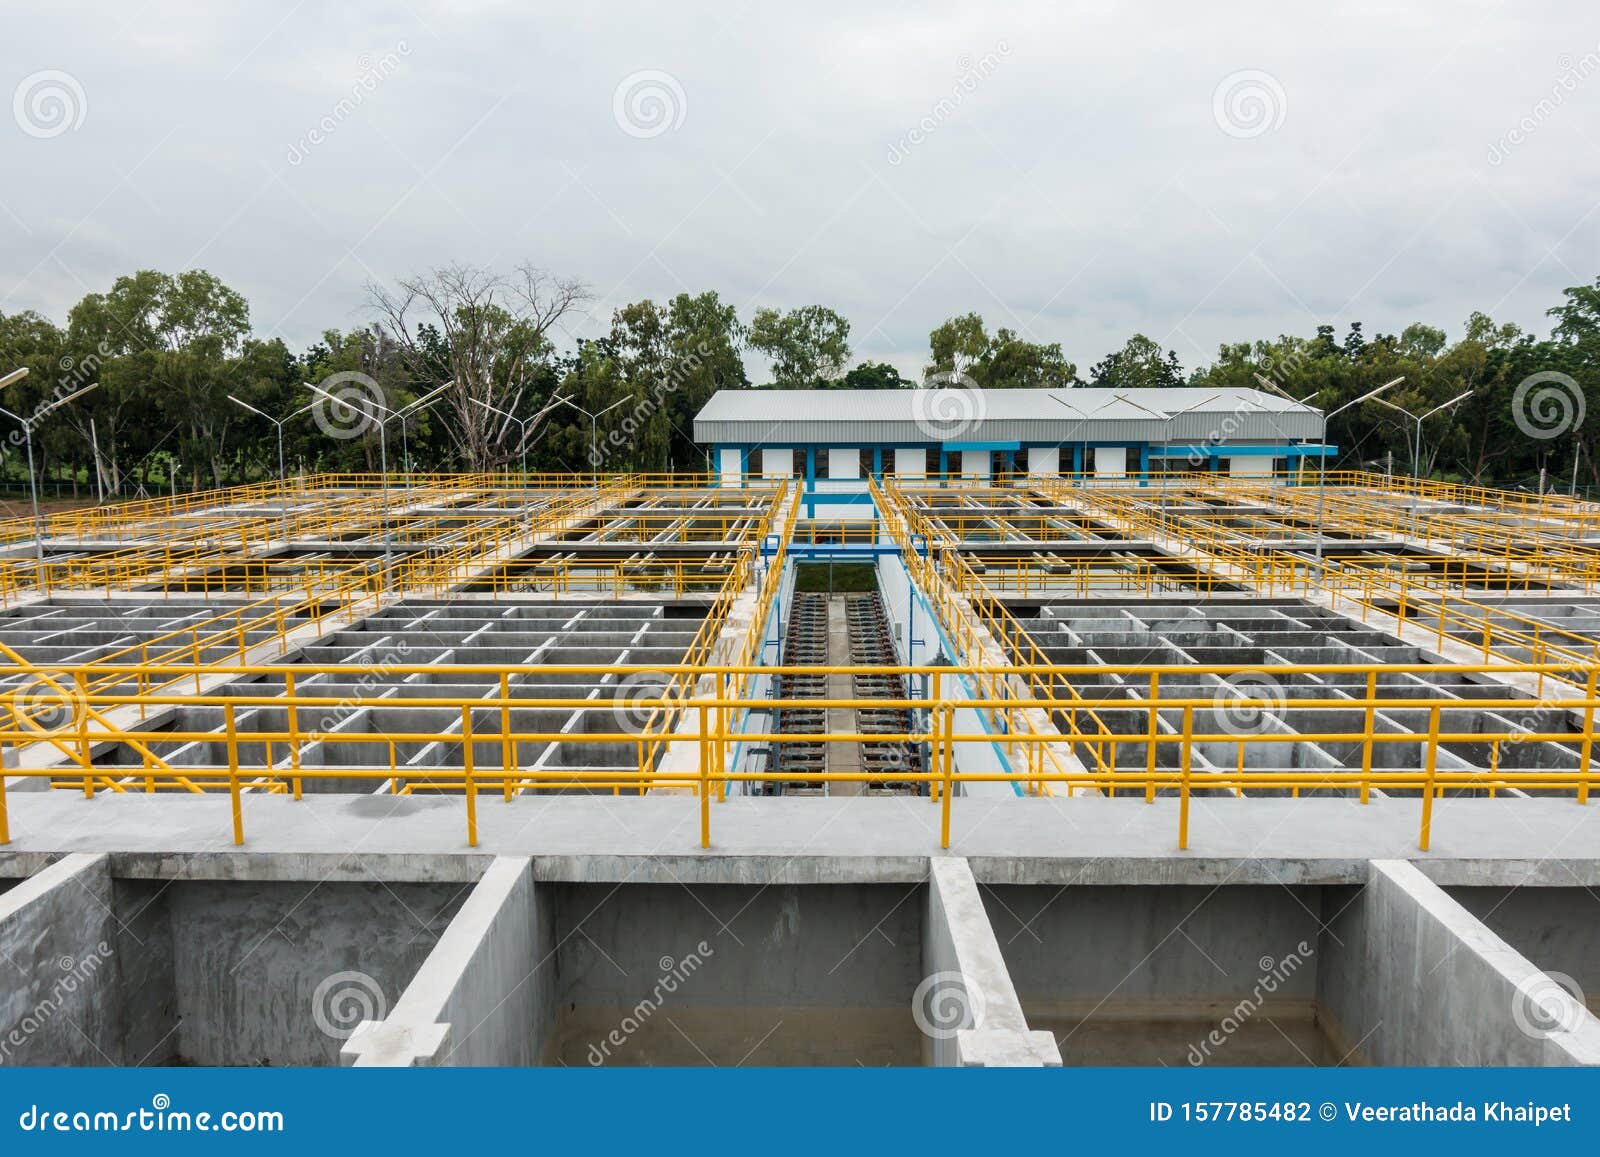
[1371,390,1473,481]
[1112,392,1222,521]
[1049,394,1114,486]
[304,381,449,592]
[228,395,316,538]
[553,395,628,487]
[0,370,99,588]
[470,397,556,527]
[1255,374,1403,573]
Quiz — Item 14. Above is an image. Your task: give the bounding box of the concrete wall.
[1318,861,1600,1065]
[877,553,938,667]
[984,883,1322,1015]
[924,858,1059,1066]
[116,878,466,1066]
[345,857,554,1066]
[1445,886,1600,1007]
[546,882,925,1064]
[0,854,119,1066]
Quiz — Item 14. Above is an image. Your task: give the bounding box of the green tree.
[926,313,989,378]
[1089,333,1183,389]
[553,291,747,472]
[747,305,851,387]
[69,269,249,489]
[840,361,911,389]
[0,310,76,497]
[924,314,1076,388]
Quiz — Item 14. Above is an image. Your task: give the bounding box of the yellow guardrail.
[6,466,1600,861]
[3,658,1596,854]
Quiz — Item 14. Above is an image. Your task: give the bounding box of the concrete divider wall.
[0,853,120,1066]
[344,857,553,1066]
[1318,860,1600,1066]
[119,877,467,1066]
[1444,885,1600,1008]
[924,858,1060,1066]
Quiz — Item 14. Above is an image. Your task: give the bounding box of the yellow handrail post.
[75,671,93,799]
[500,671,514,802]
[463,705,478,847]
[225,702,243,845]
[1144,672,1159,803]
[1359,669,1377,804]
[1178,705,1193,850]
[939,702,955,849]
[1581,667,1596,806]
[1419,704,1440,851]
[699,704,711,848]
[717,672,728,803]
[285,671,302,800]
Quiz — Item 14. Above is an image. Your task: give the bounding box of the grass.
[793,562,878,594]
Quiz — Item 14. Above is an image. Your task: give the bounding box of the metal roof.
[693,387,1322,447]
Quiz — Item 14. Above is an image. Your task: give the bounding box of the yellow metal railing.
[3,658,1597,853]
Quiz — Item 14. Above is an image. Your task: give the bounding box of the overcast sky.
[2,1,1598,381]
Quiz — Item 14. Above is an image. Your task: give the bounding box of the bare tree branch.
[365,261,590,469]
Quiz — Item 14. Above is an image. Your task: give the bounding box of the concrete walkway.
[1,791,1596,886]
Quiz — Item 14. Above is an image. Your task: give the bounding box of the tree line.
[1,263,1596,497]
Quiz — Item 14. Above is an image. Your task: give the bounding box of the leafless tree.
[366,261,590,470]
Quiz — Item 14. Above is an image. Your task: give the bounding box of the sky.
[2,0,1599,383]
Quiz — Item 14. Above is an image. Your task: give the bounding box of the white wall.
[875,554,1020,800]
[826,448,860,479]
[1026,447,1059,476]
[1228,454,1273,477]
[761,448,795,477]
[893,448,928,477]
[810,502,873,519]
[718,447,742,485]
[727,558,797,789]
[959,450,991,479]
[1093,446,1128,478]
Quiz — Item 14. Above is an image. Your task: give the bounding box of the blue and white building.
[693,386,1329,491]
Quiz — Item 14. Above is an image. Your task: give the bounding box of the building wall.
[826,448,860,479]
[1093,446,1128,478]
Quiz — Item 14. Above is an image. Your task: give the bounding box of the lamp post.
[1111,392,1223,520]
[0,369,99,584]
[1049,394,1114,485]
[1370,389,1473,540]
[228,395,316,537]
[1255,374,1403,572]
[1370,390,1473,482]
[304,380,450,590]
[470,396,554,526]
[553,395,628,487]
